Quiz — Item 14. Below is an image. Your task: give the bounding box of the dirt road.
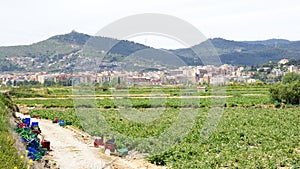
[38,119,164,169]
[38,119,107,169]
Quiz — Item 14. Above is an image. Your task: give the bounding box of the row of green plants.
[14,99,74,108]
[10,88,45,98]
[9,85,272,98]
[16,95,272,109]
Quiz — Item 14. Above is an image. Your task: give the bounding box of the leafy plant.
[0,94,26,169]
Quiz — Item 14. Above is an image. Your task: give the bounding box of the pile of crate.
[94,135,128,157]
[52,116,72,127]
[14,112,50,161]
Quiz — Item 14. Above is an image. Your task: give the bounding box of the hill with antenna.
[0,31,299,72]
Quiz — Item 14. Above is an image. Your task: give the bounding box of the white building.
[288,65,298,73]
[278,58,289,65]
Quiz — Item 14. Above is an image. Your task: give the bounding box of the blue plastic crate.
[31,122,39,127]
[58,120,65,126]
[23,118,31,125]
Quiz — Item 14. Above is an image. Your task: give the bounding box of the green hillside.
[0,32,300,72]
[173,38,300,66]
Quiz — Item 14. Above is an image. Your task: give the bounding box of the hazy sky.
[1,0,299,48]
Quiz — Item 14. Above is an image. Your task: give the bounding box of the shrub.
[270,73,300,105]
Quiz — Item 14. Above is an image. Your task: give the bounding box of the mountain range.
[0,31,299,72]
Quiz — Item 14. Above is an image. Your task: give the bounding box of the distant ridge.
[172,38,300,66]
[0,31,299,72]
[242,39,291,45]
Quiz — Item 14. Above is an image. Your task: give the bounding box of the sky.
[0,0,300,49]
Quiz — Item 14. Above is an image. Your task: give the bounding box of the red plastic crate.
[18,123,28,128]
[94,139,104,147]
[105,143,115,152]
[41,140,51,151]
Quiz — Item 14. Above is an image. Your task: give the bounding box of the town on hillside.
[1,59,299,87]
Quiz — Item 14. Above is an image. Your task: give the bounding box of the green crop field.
[6,85,300,168]
[27,107,300,168]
